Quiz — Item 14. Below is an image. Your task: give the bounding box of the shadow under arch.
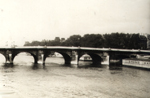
[44,52,65,64]
[58,52,71,65]
[12,52,36,64]
[79,53,103,67]
[43,51,71,66]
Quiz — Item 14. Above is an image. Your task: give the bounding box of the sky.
[0,0,150,46]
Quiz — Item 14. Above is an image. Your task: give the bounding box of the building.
[147,34,150,49]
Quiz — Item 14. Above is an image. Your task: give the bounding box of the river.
[0,54,150,98]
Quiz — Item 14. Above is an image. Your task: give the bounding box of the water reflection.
[109,65,123,70]
[31,64,40,70]
[1,63,14,68]
[0,63,44,70]
[1,61,123,71]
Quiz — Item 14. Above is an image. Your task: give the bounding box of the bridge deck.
[0,46,149,53]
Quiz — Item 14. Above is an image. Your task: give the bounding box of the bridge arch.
[79,52,103,67]
[12,51,37,64]
[56,52,71,64]
[44,52,65,64]
[0,53,6,63]
[0,51,7,63]
[43,51,71,65]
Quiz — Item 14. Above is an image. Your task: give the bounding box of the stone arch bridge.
[0,46,149,67]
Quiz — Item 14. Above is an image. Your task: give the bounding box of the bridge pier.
[88,53,103,67]
[41,54,45,64]
[36,54,45,65]
[6,53,13,64]
[37,54,45,64]
[64,53,79,67]
[71,54,79,66]
[109,53,122,70]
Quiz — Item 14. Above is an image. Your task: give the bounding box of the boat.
[122,58,150,69]
[80,54,92,61]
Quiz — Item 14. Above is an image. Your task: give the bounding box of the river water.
[0,54,150,98]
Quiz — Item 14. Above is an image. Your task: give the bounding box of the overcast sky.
[0,0,150,46]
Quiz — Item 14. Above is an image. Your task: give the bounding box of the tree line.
[24,33,148,49]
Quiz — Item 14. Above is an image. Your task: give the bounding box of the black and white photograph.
[0,0,150,98]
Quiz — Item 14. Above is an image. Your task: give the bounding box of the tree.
[24,41,30,46]
[23,33,147,49]
[54,37,60,42]
[60,38,65,42]
[64,35,81,46]
[81,34,104,47]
